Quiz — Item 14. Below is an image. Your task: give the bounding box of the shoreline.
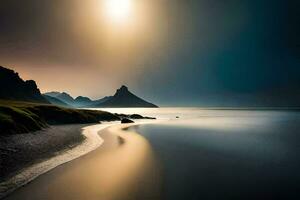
[0,122,120,199]
[1,119,163,199]
[0,125,86,180]
[3,120,162,200]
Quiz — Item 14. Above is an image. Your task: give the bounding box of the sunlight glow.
[104,0,132,23]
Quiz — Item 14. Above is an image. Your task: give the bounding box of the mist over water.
[121,108,300,200]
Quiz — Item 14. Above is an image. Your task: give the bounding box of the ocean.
[102,108,300,200]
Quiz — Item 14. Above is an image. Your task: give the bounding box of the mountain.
[43,91,61,97]
[44,91,75,105]
[89,96,112,106]
[43,86,158,108]
[0,66,49,103]
[93,85,158,108]
[74,96,93,107]
[56,92,74,104]
[43,95,73,108]
[44,92,96,107]
[80,96,112,108]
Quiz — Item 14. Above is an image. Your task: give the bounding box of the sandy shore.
[0,125,86,180]
[3,123,162,200]
[0,123,120,199]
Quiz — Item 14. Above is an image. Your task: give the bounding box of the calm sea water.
[102,108,300,200]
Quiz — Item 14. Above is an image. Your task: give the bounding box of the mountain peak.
[57,92,74,103]
[115,85,130,97]
[94,85,158,108]
[117,85,129,92]
[61,92,72,96]
[75,96,92,102]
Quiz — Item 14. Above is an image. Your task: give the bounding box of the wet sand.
[0,123,117,198]
[0,125,87,184]
[4,124,162,200]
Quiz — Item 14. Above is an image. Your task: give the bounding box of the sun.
[104,0,132,23]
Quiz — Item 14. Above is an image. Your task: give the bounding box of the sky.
[0,0,299,106]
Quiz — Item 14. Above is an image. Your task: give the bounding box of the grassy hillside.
[0,100,120,135]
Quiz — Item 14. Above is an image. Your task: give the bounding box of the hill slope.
[0,100,120,135]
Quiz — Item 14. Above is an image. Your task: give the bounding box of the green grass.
[0,100,120,135]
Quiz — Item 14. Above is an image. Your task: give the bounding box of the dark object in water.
[121,118,134,124]
[176,116,179,118]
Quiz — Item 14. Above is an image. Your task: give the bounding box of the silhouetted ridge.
[74,96,93,107]
[43,86,157,108]
[43,95,73,108]
[93,85,158,108]
[44,91,98,107]
[92,96,112,105]
[44,91,75,105]
[43,91,61,97]
[0,66,48,103]
[56,92,74,104]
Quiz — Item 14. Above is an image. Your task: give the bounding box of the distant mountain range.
[0,66,48,103]
[44,85,158,108]
[1,65,300,108]
[43,92,105,107]
[43,95,72,107]
[44,92,76,106]
[0,66,158,108]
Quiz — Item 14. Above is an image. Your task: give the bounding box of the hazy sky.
[0,0,299,106]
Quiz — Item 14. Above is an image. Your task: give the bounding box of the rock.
[121,118,134,124]
[129,114,156,120]
[130,114,144,119]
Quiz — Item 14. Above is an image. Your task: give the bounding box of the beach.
[0,125,86,180]
[0,123,119,198]
[3,123,162,200]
